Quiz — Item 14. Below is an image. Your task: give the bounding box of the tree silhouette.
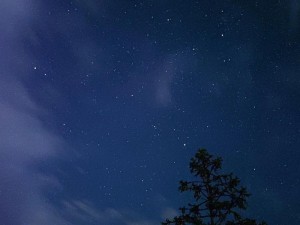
[162,149,267,225]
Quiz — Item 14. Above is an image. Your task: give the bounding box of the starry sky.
[0,0,299,225]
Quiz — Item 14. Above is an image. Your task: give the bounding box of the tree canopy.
[162,149,267,225]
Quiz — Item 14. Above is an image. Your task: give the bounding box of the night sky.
[1,0,300,224]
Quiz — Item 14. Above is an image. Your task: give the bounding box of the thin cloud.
[0,1,160,224]
[153,56,177,107]
[0,76,66,225]
[0,1,66,224]
[60,199,157,225]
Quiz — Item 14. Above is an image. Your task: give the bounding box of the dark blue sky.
[0,0,299,224]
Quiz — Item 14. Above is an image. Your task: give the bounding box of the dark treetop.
[162,149,267,225]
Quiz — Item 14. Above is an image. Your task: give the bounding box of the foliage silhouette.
[162,149,267,225]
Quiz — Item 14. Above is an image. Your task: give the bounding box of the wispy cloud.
[0,73,66,225]
[154,62,174,107]
[0,1,161,224]
[59,199,157,225]
[152,55,182,108]
[161,207,178,221]
[0,1,66,224]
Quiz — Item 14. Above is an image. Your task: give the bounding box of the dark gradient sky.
[0,1,299,225]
